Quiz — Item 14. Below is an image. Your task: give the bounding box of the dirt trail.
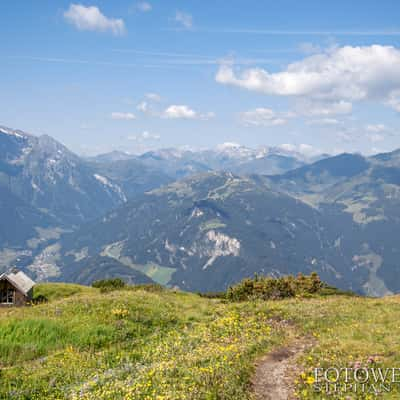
[252,336,314,400]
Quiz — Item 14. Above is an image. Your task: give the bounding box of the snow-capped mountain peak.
[0,125,31,139]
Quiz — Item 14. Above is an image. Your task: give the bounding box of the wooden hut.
[0,269,35,306]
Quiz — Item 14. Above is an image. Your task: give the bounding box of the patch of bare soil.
[252,333,315,400]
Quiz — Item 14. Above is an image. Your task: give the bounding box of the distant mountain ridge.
[0,126,125,226]
[91,142,321,178]
[0,126,176,272]
[2,124,400,296]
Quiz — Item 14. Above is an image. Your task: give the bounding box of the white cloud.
[136,2,152,12]
[307,118,340,126]
[136,96,214,120]
[335,125,389,144]
[145,93,161,101]
[202,112,216,120]
[367,133,385,143]
[137,101,149,113]
[128,131,160,141]
[279,143,322,157]
[366,124,387,133]
[164,105,196,119]
[278,143,297,152]
[175,11,193,29]
[136,94,162,115]
[335,126,369,143]
[298,42,322,54]
[216,45,400,111]
[297,100,353,116]
[365,124,388,143]
[142,131,159,140]
[298,143,322,157]
[385,90,400,112]
[163,105,214,120]
[64,4,125,35]
[111,112,136,120]
[239,108,288,127]
[336,131,353,142]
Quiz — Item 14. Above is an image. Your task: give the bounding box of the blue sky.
[1,1,400,156]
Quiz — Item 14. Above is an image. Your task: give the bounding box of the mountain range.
[1,125,400,296]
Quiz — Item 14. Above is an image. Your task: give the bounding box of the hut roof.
[0,270,35,295]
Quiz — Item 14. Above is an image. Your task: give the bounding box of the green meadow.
[0,282,399,399]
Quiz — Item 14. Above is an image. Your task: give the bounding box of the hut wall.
[0,279,28,306]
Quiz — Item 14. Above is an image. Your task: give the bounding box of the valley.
[1,126,400,296]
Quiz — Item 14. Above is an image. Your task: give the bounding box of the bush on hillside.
[32,294,49,304]
[226,272,324,301]
[129,283,165,293]
[92,278,126,292]
[198,291,226,299]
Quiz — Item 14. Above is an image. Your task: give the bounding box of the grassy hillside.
[33,282,96,301]
[0,283,399,399]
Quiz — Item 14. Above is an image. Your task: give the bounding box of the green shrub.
[92,278,126,292]
[129,283,165,293]
[197,291,226,299]
[32,294,48,304]
[226,272,337,302]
